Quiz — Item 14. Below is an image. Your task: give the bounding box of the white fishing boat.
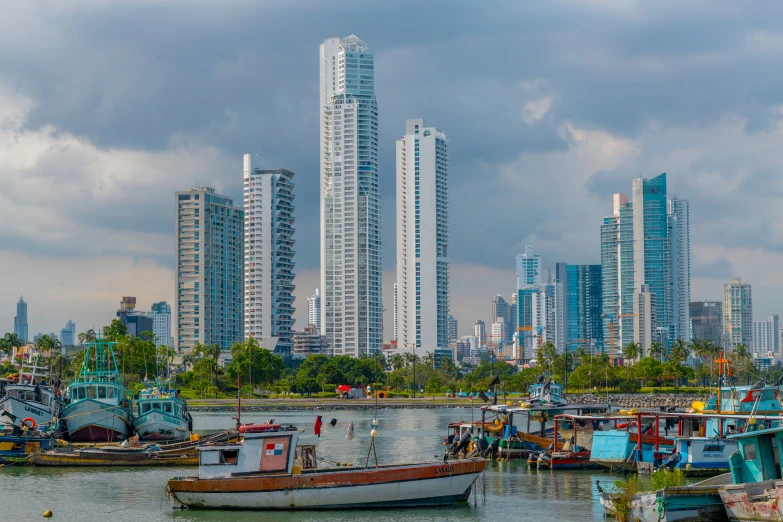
[61,338,132,442]
[0,359,60,430]
[134,381,192,441]
[167,430,486,510]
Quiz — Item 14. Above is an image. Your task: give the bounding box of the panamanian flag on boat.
[265,443,284,456]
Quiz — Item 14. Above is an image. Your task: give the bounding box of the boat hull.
[0,435,58,465]
[134,411,189,441]
[538,451,602,470]
[601,486,728,522]
[719,481,782,522]
[62,400,131,442]
[31,449,198,467]
[169,460,485,510]
[0,396,57,429]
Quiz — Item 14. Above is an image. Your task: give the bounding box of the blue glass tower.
[564,265,603,352]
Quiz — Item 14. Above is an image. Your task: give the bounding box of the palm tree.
[0,332,24,364]
[389,353,405,371]
[423,351,435,369]
[181,353,194,371]
[669,339,690,363]
[575,346,590,365]
[78,329,97,345]
[622,341,641,366]
[650,342,666,362]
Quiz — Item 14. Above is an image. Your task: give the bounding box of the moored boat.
[134,381,192,441]
[0,426,61,465]
[30,446,199,467]
[60,338,132,442]
[0,359,61,430]
[599,473,731,522]
[168,430,486,510]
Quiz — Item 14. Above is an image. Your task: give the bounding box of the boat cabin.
[3,384,55,407]
[728,426,783,485]
[67,382,124,406]
[138,399,183,417]
[198,431,299,479]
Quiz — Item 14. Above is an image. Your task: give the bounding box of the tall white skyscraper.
[175,187,244,354]
[307,289,321,334]
[753,315,779,357]
[243,155,296,355]
[320,35,382,357]
[395,119,449,354]
[149,302,172,347]
[392,283,398,341]
[668,196,690,342]
[724,277,752,350]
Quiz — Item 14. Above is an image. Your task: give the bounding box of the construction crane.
[601,313,637,366]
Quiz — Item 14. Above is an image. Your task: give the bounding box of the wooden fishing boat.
[0,359,60,430]
[134,381,192,441]
[61,338,132,442]
[0,428,61,465]
[599,473,731,522]
[167,430,486,510]
[30,446,199,467]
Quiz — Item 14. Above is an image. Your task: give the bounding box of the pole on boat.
[654,414,659,458]
[235,375,242,430]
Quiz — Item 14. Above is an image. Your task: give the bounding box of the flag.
[265,443,285,456]
[478,391,490,403]
[488,375,501,388]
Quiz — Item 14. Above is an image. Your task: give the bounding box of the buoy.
[43,511,53,518]
[749,418,757,425]
[371,428,378,437]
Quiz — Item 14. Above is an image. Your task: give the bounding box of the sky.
[2,0,783,341]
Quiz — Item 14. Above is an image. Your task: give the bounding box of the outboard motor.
[658,451,681,470]
[482,438,500,458]
[451,432,472,455]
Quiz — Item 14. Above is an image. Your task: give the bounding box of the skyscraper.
[601,174,690,355]
[320,35,382,358]
[395,118,450,354]
[447,315,458,342]
[753,315,779,358]
[473,320,486,346]
[690,301,723,347]
[723,277,752,350]
[307,289,321,335]
[175,186,244,354]
[117,296,153,338]
[60,319,76,347]
[149,302,172,347]
[13,296,28,342]
[243,156,296,355]
[392,283,398,342]
[491,295,509,333]
[560,264,602,352]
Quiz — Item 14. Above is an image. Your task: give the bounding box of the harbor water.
[0,407,612,521]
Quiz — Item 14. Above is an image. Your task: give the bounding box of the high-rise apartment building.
[243,156,296,355]
[491,295,510,339]
[601,174,690,356]
[690,301,723,347]
[149,302,172,347]
[320,35,382,357]
[473,320,486,346]
[491,318,506,344]
[447,315,458,342]
[293,324,328,357]
[13,296,28,342]
[633,285,655,355]
[559,264,602,352]
[60,319,76,347]
[753,315,779,357]
[117,296,154,337]
[723,277,752,350]
[668,196,690,344]
[395,119,449,354]
[175,186,244,354]
[307,289,321,335]
[509,293,518,343]
[392,283,398,342]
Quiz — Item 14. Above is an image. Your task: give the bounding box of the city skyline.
[2,2,783,340]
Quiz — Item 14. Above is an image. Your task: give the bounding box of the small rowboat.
[167,430,486,510]
[29,446,199,467]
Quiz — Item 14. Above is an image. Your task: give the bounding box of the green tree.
[0,332,24,364]
[389,353,406,371]
[669,339,690,363]
[78,329,97,345]
[621,342,641,366]
[650,342,666,362]
[103,319,128,342]
[633,356,662,387]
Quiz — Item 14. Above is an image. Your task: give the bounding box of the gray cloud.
[3,1,783,333]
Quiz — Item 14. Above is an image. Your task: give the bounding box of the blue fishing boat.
[0,426,60,465]
[134,380,192,441]
[719,424,783,521]
[61,338,132,442]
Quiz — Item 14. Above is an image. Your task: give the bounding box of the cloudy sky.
[2,0,783,340]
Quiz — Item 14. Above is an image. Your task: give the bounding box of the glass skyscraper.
[601,173,690,357]
[320,35,382,357]
[562,264,602,352]
[13,296,28,343]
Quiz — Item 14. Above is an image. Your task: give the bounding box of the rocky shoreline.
[187,393,709,412]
